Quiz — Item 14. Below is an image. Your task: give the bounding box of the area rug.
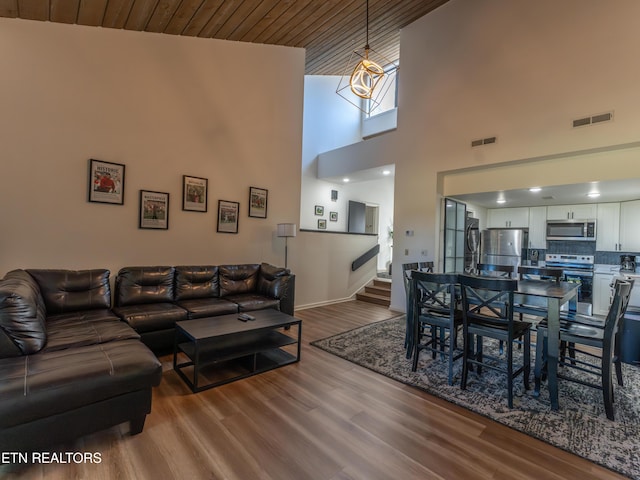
[311,316,640,479]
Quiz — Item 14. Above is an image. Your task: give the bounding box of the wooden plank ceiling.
[0,0,449,75]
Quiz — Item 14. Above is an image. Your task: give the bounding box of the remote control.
[238,313,256,321]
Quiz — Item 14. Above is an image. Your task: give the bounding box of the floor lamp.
[277,223,296,269]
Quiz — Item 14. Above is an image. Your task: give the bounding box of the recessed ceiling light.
[587,192,600,198]
[382,170,391,175]
[343,178,350,183]
[496,199,506,204]
[529,187,542,192]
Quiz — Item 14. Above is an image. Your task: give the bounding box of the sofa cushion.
[26,269,111,314]
[257,263,290,298]
[115,266,175,306]
[0,339,162,429]
[175,266,219,301]
[219,264,260,297]
[176,298,238,319]
[113,303,187,333]
[0,270,47,358]
[226,293,280,313]
[43,310,139,352]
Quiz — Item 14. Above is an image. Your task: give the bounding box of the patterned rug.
[311,316,640,479]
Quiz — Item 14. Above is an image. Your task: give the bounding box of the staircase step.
[356,291,391,306]
[373,278,392,289]
[365,285,391,297]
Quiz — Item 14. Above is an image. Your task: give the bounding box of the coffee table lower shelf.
[174,319,301,393]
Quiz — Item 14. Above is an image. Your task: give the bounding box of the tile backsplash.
[539,241,639,265]
[546,241,596,256]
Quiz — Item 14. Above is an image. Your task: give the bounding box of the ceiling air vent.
[471,136,497,147]
[592,112,613,124]
[572,111,614,128]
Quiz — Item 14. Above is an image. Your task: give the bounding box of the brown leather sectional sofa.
[0,268,162,452]
[112,263,296,352]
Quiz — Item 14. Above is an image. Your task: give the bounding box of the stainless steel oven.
[545,254,594,315]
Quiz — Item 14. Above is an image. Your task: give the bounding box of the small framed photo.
[139,190,169,230]
[315,205,324,216]
[182,175,208,212]
[88,159,125,205]
[318,219,327,229]
[217,200,239,234]
[330,212,338,222]
[248,186,268,218]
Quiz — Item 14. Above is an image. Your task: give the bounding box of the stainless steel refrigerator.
[479,229,528,272]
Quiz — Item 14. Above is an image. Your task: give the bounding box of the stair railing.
[351,244,380,271]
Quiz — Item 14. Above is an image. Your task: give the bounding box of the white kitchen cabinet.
[596,203,621,251]
[593,273,614,316]
[528,206,547,249]
[619,200,640,252]
[547,204,597,220]
[487,207,529,228]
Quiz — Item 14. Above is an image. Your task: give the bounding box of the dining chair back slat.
[477,263,515,278]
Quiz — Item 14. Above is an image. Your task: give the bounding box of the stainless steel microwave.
[546,219,596,241]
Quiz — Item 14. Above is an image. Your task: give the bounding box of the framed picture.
[315,205,324,216]
[248,186,268,218]
[217,200,239,234]
[330,212,338,222]
[318,219,327,229]
[139,190,169,230]
[182,175,208,212]
[88,159,125,205]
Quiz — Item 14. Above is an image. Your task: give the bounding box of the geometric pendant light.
[336,0,399,115]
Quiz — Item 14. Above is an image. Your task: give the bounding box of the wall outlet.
[421,250,428,256]
[404,249,409,256]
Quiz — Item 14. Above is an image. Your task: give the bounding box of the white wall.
[0,19,304,286]
[293,74,388,300]
[303,0,640,310]
[300,76,361,231]
[386,0,640,309]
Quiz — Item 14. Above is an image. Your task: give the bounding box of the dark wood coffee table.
[173,309,302,392]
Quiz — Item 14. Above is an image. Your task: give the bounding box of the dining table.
[514,278,579,410]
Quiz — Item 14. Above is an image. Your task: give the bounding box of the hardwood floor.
[2,301,628,480]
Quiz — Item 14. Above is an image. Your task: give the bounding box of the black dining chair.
[459,274,532,408]
[411,272,463,385]
[559,278,634,387]
[534,280,632,420]
[402,263,420,357]
[419,261,434,273]
[477,263,516,354]
[514,265,564,325]
[477,263,515,278]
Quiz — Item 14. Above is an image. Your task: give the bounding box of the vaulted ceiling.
[0,0,449,75]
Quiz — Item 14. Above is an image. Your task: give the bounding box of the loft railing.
[351,244,380,271]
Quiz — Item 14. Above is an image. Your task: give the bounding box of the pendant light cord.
[365,0,370,49]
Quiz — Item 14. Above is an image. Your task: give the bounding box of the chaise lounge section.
[0,268,162,452]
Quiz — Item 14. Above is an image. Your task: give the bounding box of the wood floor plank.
[2,300,628,480]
